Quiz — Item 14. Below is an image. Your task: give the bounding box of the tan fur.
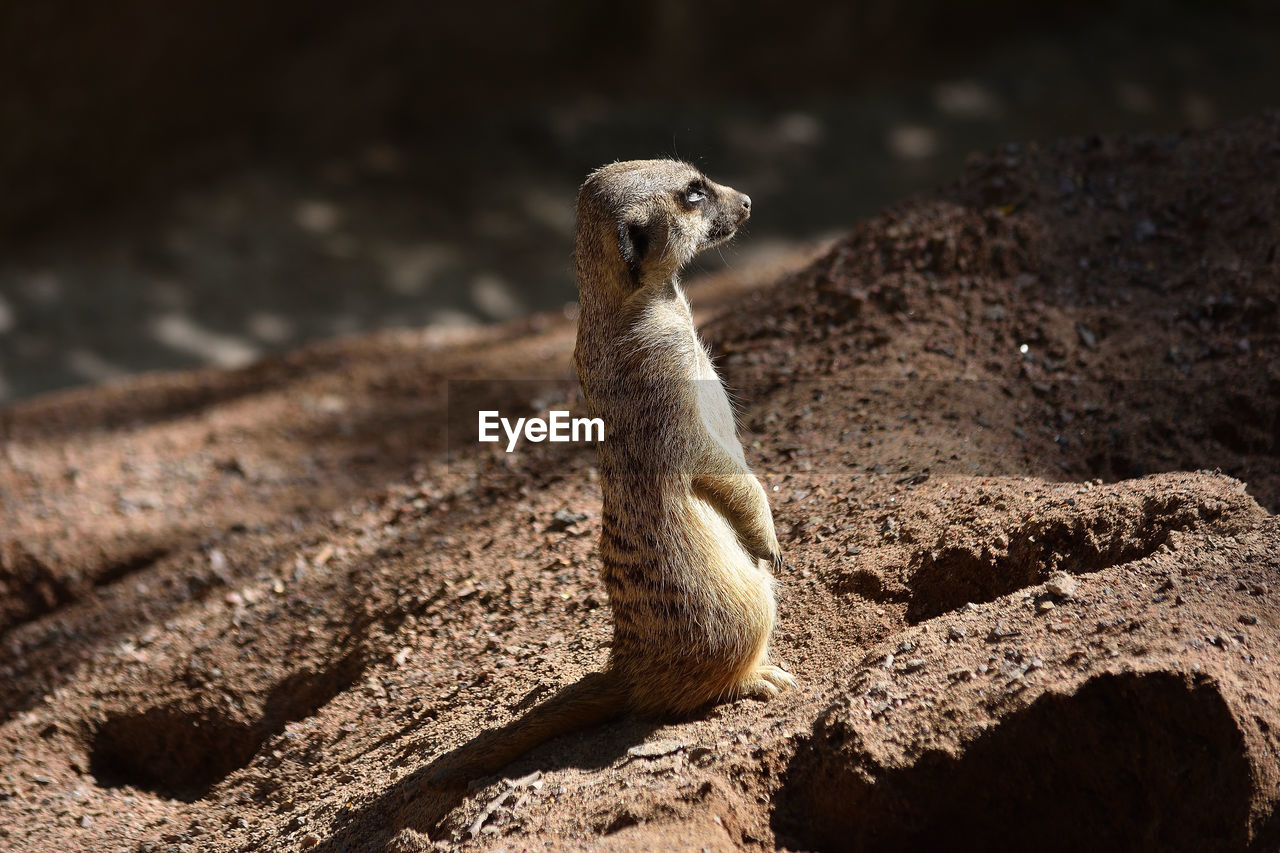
[429,160,793,784]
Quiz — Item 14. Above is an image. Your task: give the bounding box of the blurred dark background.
[1,0,1278,402]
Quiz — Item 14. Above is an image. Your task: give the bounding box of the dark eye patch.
[683,180,708,207]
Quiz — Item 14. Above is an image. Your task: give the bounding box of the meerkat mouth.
[707,207,750,247]
[706,225,738,245]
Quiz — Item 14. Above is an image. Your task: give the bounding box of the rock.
[505,770,543,788]
[627,739,684,759]
[688,745,715,765]
[1046,572,1077,598]
[987,621,1019,641]
[546,508,589,532]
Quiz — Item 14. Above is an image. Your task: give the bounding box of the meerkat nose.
[740,194,751,213]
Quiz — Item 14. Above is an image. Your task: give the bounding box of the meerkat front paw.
[750,518,784,571]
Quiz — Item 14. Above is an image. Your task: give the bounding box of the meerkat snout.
[699,186,751,247]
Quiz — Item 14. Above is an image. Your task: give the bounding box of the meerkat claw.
[771,552,784,572]
[747,679,782,699]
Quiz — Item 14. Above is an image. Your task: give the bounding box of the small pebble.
[627,739,684,759]
[1045,572,1077,598]
[987,620,1018,641]
[546,508,588,532]
[687,745,715,764]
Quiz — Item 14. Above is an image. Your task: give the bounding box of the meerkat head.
[575,160,751,301]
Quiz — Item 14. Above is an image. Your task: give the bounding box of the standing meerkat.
[430,160,793,783]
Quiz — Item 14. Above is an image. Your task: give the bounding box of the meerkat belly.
[605,534,772,657]
[605,496,774,712]
[683,494,777,635]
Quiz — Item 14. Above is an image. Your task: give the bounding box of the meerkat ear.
[617,217,649,281]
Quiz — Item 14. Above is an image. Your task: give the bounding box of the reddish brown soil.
[1,113,1278,853]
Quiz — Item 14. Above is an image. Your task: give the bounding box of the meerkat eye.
[685,182,707,205]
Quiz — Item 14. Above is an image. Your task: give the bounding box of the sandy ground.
[0,112,1277,852]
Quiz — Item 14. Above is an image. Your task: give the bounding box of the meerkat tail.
[426,670,627,785]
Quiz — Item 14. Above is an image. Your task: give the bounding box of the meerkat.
[429,160,793,783]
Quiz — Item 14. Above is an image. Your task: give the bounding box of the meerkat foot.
[760,664,798,692]
[735,664,798,700]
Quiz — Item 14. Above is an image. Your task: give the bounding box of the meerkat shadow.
[415,675,664,787]
[310,679,661,849]
[308,759,466,852]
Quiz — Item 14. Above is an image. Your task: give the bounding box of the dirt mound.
[0,114,1278,852]
[903,473,1262,621]
[782,670,1254,852]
